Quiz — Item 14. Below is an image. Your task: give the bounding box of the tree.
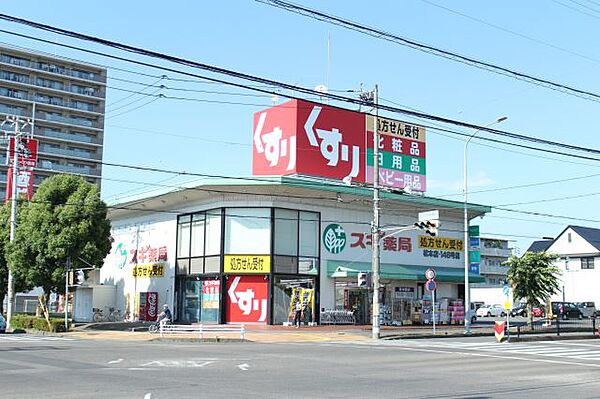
[505,251,561,326]
[8,174,112,327]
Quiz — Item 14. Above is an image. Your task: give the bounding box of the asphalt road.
[2,335,600,398]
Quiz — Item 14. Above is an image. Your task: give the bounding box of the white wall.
[101,214,177,320]
[547,227,600,305]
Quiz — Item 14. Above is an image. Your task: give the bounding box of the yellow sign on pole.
[504,301,511,310]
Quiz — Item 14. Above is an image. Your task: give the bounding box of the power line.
[257,0,600,104]
[1,22,600,159]
[420,0,600,66]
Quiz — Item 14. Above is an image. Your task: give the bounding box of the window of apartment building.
[36,77,64,91]
[1,54,31,67]
[71,84,96,96]
[0,70,30,84]
[69,100,95,112]
[38,62,65,74]
[581,257,595,270]
[0,87,28,100]
[71,69,95,80]
[0,104,27,116]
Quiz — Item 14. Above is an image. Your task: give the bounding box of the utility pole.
[371,85,380,340]
[65,256,71,330]
[2,115,32,331]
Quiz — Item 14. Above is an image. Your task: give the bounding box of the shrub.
[10,315,69,332]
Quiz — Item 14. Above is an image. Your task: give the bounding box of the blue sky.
[2,1,600,252]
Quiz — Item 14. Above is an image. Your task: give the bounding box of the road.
[2,335,600,398]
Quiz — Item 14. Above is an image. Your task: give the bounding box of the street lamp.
[463,115,507,334]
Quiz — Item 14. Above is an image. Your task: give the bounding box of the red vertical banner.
[8,137,38,168]
[226,275,268,323]
[5,168,33,202]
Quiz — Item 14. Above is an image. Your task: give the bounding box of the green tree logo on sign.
[323,224,347,254]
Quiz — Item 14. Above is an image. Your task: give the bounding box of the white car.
[0,313,6,333]
[476,304,506,317]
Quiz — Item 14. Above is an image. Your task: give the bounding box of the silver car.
[575,302,597,318]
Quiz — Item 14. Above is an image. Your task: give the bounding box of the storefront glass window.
[190,213,205,257]
[225,208,270,254]
[181,278,221,323]
[298,257,319,275]
[274,209,298,256]
[177,217,191,258]
[272,276,315,325]
[299,211,319,257]
[205,210,222,256]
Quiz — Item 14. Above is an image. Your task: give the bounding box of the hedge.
[10,314,69,332]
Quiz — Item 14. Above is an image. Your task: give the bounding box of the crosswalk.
[384,339,600,361]
[0,335,74,342]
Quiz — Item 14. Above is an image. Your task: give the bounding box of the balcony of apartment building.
[0,53,106,84]
[0,70,105,101]
[37,158,101,178]
[36,126,102,146]
[35,110,103,131]
[0,87,103,123]
[38,142,101,163]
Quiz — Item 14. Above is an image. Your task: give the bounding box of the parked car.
[531,306,544,317]
[510,304,527,317]
[0,313,5,333]
[575,302,597,318]
[550,301,583,320]
[476,304,506,317]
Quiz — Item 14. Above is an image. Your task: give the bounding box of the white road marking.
[107,358,124,364]
[237,363,250,371]
[0,335,74,341]
[144,393,152,399]
[140,360,214,368]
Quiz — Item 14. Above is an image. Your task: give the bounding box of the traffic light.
[75,270,85,285]
[358,272,369,288]
[414,220,439,237]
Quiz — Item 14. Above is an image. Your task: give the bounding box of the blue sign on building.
[469,237,480,248]
[469,263,480,275]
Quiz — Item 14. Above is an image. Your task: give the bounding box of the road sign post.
[503,284,511,340]
[425,269,437,335]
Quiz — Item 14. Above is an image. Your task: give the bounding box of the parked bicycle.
[92,307,124,322]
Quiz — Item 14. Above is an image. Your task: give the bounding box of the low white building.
[529,226,600,305]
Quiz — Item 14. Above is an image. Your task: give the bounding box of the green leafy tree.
[505,251,561,325]
[8,175,112,327]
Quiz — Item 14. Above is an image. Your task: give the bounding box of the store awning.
[327,260,485,283]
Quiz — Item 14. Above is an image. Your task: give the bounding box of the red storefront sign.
[252,99,367,183]
[226,275,268,323]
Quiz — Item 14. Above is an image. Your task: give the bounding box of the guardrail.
[515,317,598,338]
[159,324,245,340]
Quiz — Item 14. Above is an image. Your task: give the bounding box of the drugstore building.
[100,176,488,325]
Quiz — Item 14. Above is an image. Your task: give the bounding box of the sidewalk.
[65,322,600,343]
[66,322,491,343]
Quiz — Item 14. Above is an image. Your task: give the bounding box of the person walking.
[294,300,303,328]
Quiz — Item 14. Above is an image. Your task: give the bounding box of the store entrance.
[348,289,370,325]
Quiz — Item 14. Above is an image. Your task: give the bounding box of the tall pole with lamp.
[463,116,507,334]
[1,115,32,331]
[371,85,381,340]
